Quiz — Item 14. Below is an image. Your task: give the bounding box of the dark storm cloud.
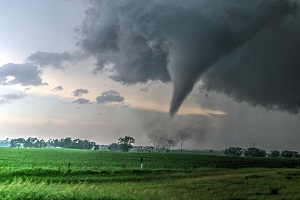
[96,90,124,104]
[0,63,45,86]
[27,51,72,69]
[202,21,300,113]
[72,98,90,104]
[0,93,27,105]
[52,86,63,91]
[79,0,300,115]
[73,88,89,97]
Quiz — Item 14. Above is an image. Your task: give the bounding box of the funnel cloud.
[79,0,300,115]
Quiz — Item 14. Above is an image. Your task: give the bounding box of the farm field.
[0,148,300,199]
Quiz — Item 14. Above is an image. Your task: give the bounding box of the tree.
[83,139,94,149]
[107,143,120,151]
[94,144,100,150]
[270,150,280,158]
[118,136,135,152]
[72,138,82,149]
[244,147,266,157]
[223,147,243,157]
[24,137,39,148]
[10,138,25,148]
[52,139,61,147]
[281,150,299,158]
[61,137,72,148]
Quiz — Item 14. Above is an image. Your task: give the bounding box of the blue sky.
[1,0,300,150]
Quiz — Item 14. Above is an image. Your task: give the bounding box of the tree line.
[10,137,97,149]
[224,147,300,158]
[9,136,135,152]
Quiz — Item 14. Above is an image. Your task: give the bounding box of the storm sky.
[1,0,300,151]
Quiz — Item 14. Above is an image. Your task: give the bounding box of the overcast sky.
[1,0,300,151]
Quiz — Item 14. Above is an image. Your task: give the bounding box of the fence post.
[141,157,143,169]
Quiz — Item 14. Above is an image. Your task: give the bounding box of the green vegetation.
[10,137,97,149]
[243,147,267,157]
[1,148,300,199]
[9,136,137,152]
[224,146,300,158]
[118,136,135,152]
[223,147,243,157]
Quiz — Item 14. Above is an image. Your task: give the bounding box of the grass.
[0,148,300,199]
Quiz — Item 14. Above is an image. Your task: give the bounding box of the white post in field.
[141,157,143,169]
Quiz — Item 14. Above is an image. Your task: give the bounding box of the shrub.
[270,150,280,158]
[224,147,243,157]
[244,147,266,157]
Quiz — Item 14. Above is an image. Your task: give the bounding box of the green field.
[1,148,300,199]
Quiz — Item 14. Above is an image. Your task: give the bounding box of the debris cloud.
[137,110,209,148]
